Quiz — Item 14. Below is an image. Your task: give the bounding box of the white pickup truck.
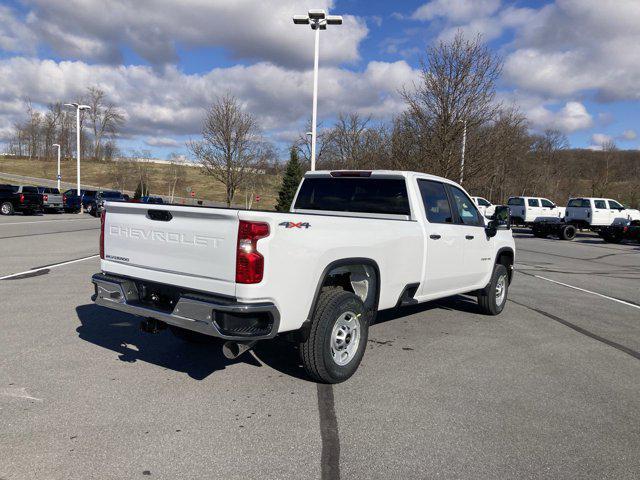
[92,170,515,383]
[564,197,640,229]
[507,196,565,225]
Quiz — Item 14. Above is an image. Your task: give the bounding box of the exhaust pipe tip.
[222,340,256,360]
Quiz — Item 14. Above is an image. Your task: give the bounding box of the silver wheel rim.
[1,204,9,214]
[330,311,361,366]
[495,274,507,306]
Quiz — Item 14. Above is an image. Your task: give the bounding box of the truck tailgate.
[102,203,239,294]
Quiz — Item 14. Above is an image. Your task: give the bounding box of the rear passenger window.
[528,199,540,207]
[594,200,606,209]
[449,186,482,226]
[418,180,453,224]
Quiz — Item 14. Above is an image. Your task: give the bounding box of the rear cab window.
[508,197,524,206]
[293,176,410,216]
[22,186,38,194]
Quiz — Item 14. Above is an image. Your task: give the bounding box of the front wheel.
[0,202,14,215]
[300,289,369,384]
[477,264,509,315]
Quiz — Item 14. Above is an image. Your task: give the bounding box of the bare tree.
[166,153,189,202]
[188,94,265,206]
[86,87,125,161]
[402,31,503,179]
[591,140,617,197]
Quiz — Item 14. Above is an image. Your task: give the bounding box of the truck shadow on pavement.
[75,304,262,380]
[76,296,480,382]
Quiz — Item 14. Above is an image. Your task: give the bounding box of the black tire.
[86,203,93,215]
[300,289,369,384]
[169,325,221,344]
[560,224,576,241]
[477,264,509,316]
[0,202,14,215]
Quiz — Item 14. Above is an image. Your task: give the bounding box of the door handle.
[429,234,441,240]
[465,235,475,240]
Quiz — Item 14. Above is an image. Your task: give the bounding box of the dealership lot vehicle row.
[1,215,639,479]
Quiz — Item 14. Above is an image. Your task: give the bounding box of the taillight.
[100,210,106,259]
[236,220,269,284]
[62,194,67,203]
[43,194,48,202]
[19,194,24,203]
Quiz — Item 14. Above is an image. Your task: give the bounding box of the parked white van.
[507,197,565,225]
[565,197,640,228]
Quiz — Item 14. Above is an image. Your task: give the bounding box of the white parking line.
[0,254,99,280]
[527,273,640,310]
[0,218,95,226]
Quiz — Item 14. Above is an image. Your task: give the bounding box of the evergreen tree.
[133,181,144,199]
[275,147,304,212]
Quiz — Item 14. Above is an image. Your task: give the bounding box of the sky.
[1,0,639,159]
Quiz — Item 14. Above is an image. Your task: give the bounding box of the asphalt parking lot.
[1,215,638,479]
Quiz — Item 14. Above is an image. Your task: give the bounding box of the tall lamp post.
[293,9,342,171]
[64,103,91,196]
[460,119,467,185]
[52,143,61,190]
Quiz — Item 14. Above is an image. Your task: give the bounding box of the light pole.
[460,120,467,185]
[52,143,61,190]
[64,103,91,196]
[293,9,342,171]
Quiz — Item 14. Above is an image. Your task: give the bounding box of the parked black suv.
[0,184,43,215]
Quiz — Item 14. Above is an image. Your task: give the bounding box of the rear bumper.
[91,273,280,340]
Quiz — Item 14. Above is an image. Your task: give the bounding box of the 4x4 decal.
[279,221,311,229]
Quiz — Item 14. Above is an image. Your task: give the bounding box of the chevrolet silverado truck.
[564,197,640,229]
[37,186,64,213]
[91,170,515,383]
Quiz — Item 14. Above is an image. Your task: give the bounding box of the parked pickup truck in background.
[564,197,640,229]
[91,170,515,383]
[0,184,43,215]
[37,186,64,213]
[472,196,495,218]
[507,196,565,225]
[86,190,127,217]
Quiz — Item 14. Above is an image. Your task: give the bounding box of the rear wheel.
[477,264,509,315]
[560,224,576,241]
[602,232,623,244]
[0,202,14,215]
[300,289,368,384]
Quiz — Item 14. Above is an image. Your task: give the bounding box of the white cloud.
[22,0,368,68]
[0,57,419,143]
[503,0,640,101]
[525,101,593,133]
[411,0,501,23]
[591,133,613,145]
[145,137,182,148]
[620,129,637,141]
[0,6,37,54]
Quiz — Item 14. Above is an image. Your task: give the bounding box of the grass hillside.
[0,156,280,208]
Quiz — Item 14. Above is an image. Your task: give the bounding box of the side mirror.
[550,205,556,209]
[486,205,511,238]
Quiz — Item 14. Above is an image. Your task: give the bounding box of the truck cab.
[508,196,564,225]
[565,197,640,228]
